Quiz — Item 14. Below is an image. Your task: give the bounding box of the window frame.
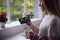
[6,0,42,23]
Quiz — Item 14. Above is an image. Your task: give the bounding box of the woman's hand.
[26,20,39,34]
[28,31,39,40]
[26,21,33,26]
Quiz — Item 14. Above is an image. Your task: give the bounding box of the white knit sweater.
[39,13,60,37]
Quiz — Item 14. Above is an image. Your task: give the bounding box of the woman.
[26,0,60,40]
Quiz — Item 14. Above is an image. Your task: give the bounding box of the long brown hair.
[43,0,60,17]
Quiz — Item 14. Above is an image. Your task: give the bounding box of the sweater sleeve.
[47,18,58,37]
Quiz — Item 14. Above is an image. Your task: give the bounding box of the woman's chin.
[41,8,45,11]
[41,9,45,12]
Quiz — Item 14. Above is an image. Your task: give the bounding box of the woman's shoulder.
[46,14,57,26]
[47,15,60,28]
[41,14,56,25]
[48,14,60,24]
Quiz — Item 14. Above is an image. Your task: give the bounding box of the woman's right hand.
[26,20,39,35]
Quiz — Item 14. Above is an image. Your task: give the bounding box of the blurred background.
[0,0,43,22]
[0,0,43,40]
